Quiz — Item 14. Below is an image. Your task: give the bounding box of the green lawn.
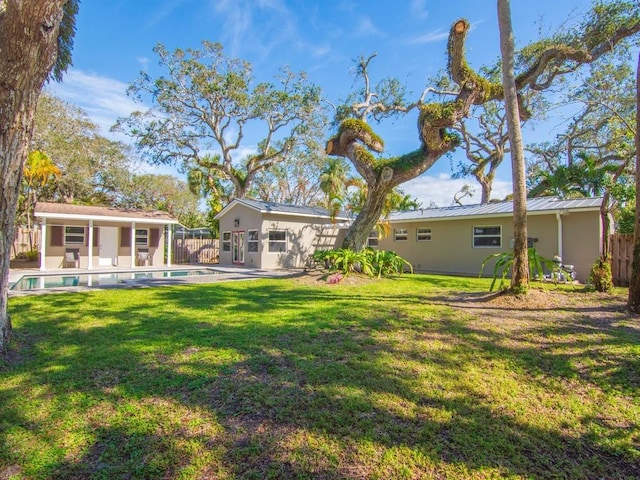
[1,275,639,479]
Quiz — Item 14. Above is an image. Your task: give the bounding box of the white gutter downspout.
[87,219,94,270]
[40,218,47,271]
[556,212,563,259]
[130,222,136,268]
[167,225,172,267]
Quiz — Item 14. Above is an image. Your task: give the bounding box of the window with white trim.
[417,227,432,242]
[135,228,149,246]
[394,228,408,241]
[222,232,231,252]
[64,226,85,245]
[473,226,502,247]
[247,229,259,253]
[367,230,379,248]
[268,230,287,253]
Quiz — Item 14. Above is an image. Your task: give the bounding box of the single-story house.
[215,198,348,269]
[216,196,604,283]
[34,202,179,271]
[378,196,604,283]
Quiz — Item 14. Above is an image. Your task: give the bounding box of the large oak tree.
[115,42,323,201]
[0,0,78,352]
[326,1,640,271]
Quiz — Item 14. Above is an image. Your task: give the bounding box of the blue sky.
[48,0,599,207]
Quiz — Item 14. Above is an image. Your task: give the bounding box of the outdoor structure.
[34,202,179,271]
[214,196,604,283]
[215,198,348,269]
[379,196,604,283]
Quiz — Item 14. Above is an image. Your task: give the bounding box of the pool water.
[11,269,221,291]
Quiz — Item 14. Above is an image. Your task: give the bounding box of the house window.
[417,227,432,242]
[247,230,259,253]
[367,230,379,248]
[222,232,231,252]
[473,226,502,247]
[268,230,287,253]
[64,226,85,245]
[394,228,408,241]
[135,228,149,246]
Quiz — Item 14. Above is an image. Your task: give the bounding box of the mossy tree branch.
[326,1,640,251]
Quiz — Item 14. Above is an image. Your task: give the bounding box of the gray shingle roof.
[389,196,603,222]
[219,198,350,220]
[34,202,179,223]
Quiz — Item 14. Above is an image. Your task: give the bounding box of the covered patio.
[34,202,179,271]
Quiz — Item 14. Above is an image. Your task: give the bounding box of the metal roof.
[388,196,603,222]
[216,198,350,221]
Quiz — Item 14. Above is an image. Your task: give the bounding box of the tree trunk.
[478,175,492,204]
[0,1,67,352]
[600,192,612,259]
[627,51,640,312]
[341,183,393,251]
[498,0,529,292]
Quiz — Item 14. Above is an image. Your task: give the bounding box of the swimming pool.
[11,268,221,291]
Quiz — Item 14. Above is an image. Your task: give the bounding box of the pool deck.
[8,264,303,296]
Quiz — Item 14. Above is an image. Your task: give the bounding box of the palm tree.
[319,158,352,221]
[23,150,61,250]
[498,0,529,293]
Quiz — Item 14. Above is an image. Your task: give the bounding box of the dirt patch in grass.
[441,287,631,321]
[293,270,378,287]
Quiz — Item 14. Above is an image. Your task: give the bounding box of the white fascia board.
[263,211,350,221]
[388,207,601,224]
[34,212,179,225]
[215,199,348,221]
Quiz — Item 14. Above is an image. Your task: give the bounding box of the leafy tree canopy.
[115,41,325,201]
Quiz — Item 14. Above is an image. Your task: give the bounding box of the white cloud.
[408,29,449,44]
[47,69,144,137]
[137,56,150,71]
[409,0,428,19]
[355,16,384,37]
[402,173,512,208]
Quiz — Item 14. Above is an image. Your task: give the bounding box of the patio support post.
[130,222,136,268]
[40,218,47,271]
[167,224,172,267]
[88,219,94,270]
[556,212,563,259]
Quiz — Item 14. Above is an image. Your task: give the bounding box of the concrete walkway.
[8,264,302,296]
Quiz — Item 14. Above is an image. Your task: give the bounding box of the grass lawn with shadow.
[1,274,639,479]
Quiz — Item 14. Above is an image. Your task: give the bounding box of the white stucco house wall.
[34,202,179,271]
[215,198,348,269]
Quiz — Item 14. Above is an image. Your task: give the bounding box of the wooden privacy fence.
[172,237,219,264]
[610,234,633,287]
[12,228,40,257]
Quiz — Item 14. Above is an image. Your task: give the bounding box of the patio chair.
[63,248,80,268]
[137,249,151,266]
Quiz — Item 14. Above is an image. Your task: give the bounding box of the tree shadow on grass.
[2,280,640,479]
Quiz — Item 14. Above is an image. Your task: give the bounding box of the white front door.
[99,227,119,266]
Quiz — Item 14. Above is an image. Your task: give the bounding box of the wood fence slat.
[610,234,633,287]
[172,238,219,264]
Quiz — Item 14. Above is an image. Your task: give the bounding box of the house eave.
[388,207,602,224]
[34,211,179,225]
[215,198,349,222]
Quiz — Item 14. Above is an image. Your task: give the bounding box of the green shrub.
[312,248,412,278]
[363,248,413,278]
[588,256,613,293]
[25,250,39,262]
[479,247,558,292]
